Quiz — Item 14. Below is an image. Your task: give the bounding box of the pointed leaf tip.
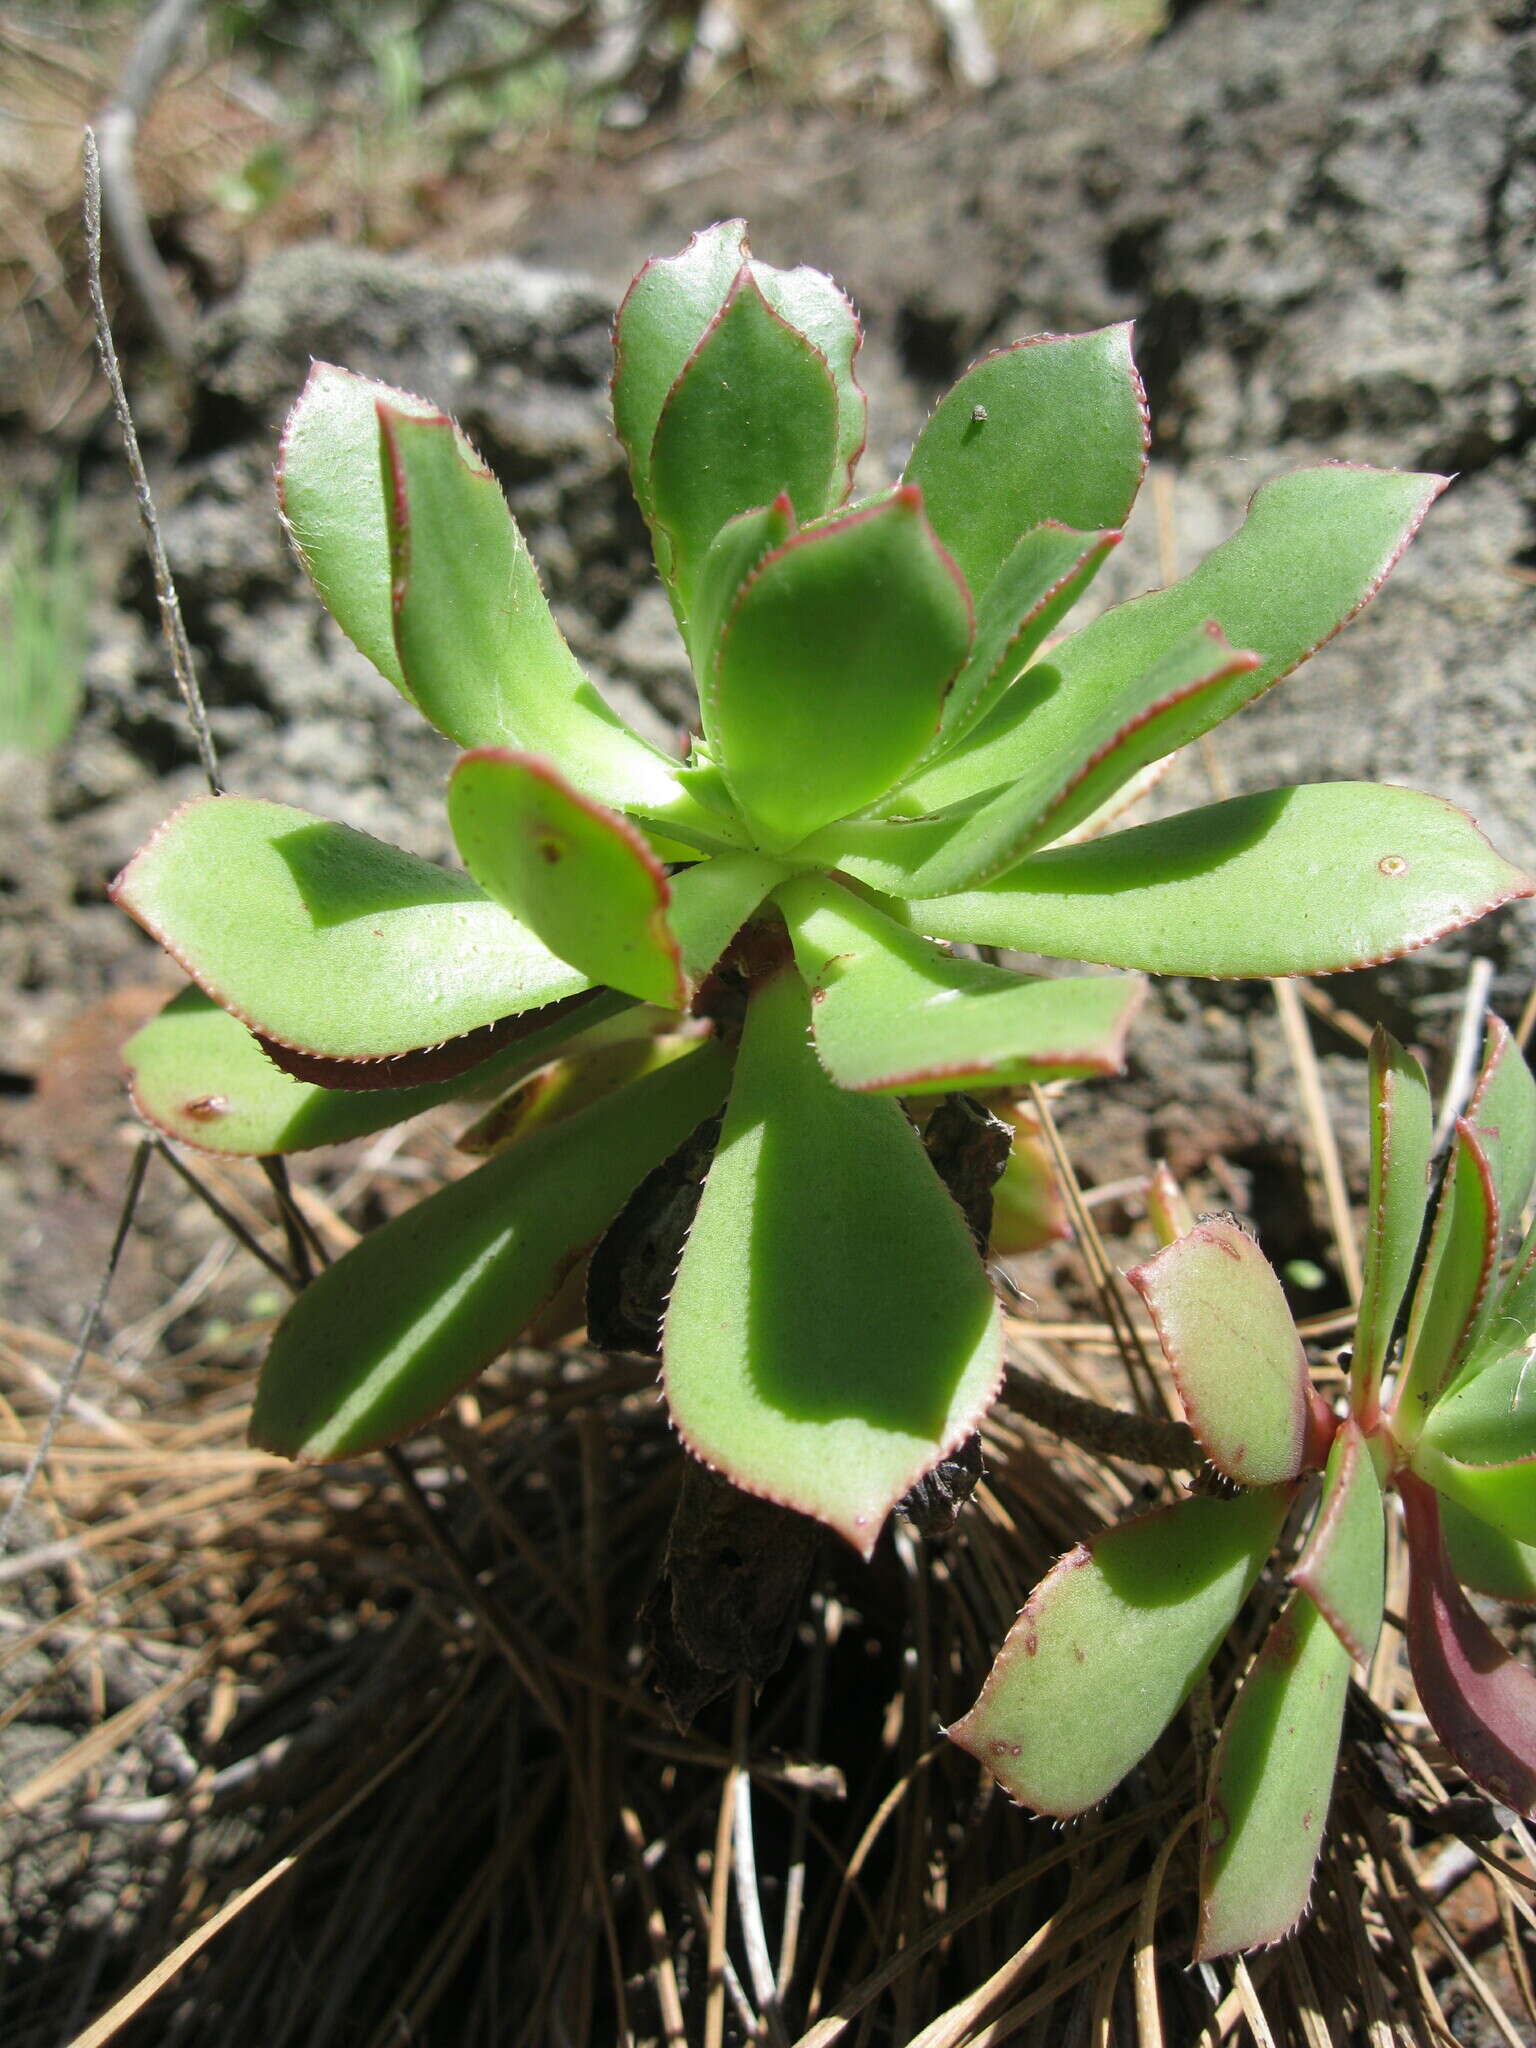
[779,872,1143,1094]
[277,362,441,697]
[648,267,843,609]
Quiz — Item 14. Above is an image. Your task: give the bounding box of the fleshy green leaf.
[686,496,795,681]
[1291,1421,1385,1663]
[448,750,685,1008]
[665,852,789,984]
[1196,1592,1351,1959]
[1395,1120,1501,1439]
[1468,1015,1536,1230]
[897,785,1534,977]
[901,623,1262,898]
[1400,1472,1536,1816]
[1442,1496,1536,1606]
[611,220,749,522]
[662,966,1001,1556]
[1469,1216,1536,1382]
[791,809,988,900]
[251,1041,731,1459]
[987,1101,1068,1255]
[931,524,1121,755]
[1128,1218,1320,1486]
[904,464,1447,816]
[122,987,535,1157]
[277,363,439,697]
[380,408,719,835]
[751,262,865,501]
[1147,1162,1195,1248]
[903,326,1147,601]
[778,873,1142,1093]
[1417,1451,1536,1549]
[1352,1029,1433,1426]
[708,487,972,850]
[1421,1345,1536,1468]
[648,270,841,610]
[947,1487,1293,1816]
[111,796,590,1060]
[1414,1347,1536,1544]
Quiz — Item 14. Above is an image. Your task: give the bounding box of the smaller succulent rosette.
[951,1019,1536,1956]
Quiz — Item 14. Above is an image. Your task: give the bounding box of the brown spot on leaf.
[1377,854,1408,877]
[183,1095,230,1122]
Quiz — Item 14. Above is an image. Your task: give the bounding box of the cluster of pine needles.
[3,1065,1536,2045]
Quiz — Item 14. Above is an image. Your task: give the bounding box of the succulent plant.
[951,1019,1536,1956]
[112,221,1531,1555]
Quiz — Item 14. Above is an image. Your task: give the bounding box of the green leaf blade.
[251,1042,731,1459]
[903,326,1147,600]
[1128,1218,1316,1486]
[898,785,1534,977]
[687,496,796,684]
[930,523,1121,754]
[448,750,686,1009]
[1416,1347,1536,1545]
[123,987,513,1156]
[611,219,749,520]
[1352,1029,1434,1426]
[649,270,841,610]
[277,362,440,697]
[906,463,1447,816]
[381,408,700,823]
[948,1487,1293,1816]
[750,258,866,501]
[1442,1497,1536,1605]
[1468,1015,1536,1229]
[662,966,1001,1556]
[1291,1421,1386,1663]
[1395,1119,1502,1437]
[111,796,590,1060]
[1197,1592,1351,1959]
[667,853,788,985]
[778,873,1143,1093]
[710,487,972,850]
[905,623,1263,897]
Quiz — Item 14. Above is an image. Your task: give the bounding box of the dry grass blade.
[1272,977,1363,1304]
[1133,1808,1199,2046]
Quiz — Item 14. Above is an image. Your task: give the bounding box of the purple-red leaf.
[1400,1471,1536,1816]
